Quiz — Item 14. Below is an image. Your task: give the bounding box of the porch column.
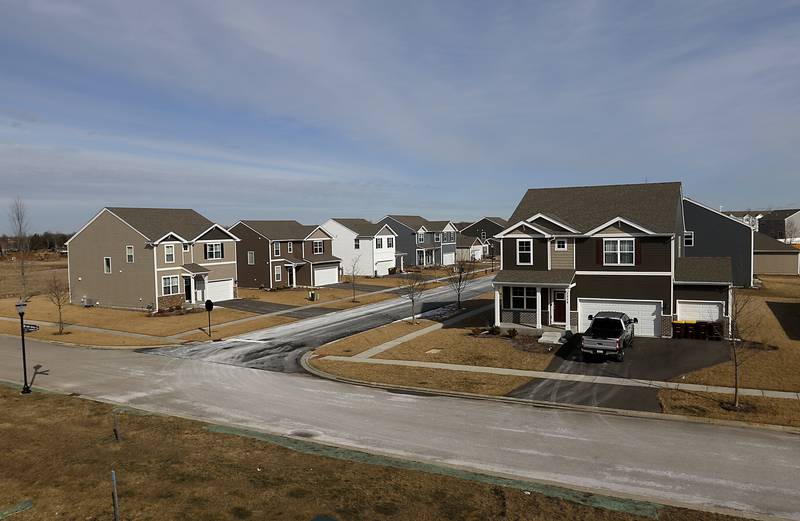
[536,286,542,329]
[190,275,196,304]
[565,287,571,331]
[202,275,208,301]
[292,265,297,288]
[494,288,501,326]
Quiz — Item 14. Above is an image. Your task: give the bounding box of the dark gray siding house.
[458,217,508,256]
[682,198,753,287]
[378,215,457,267]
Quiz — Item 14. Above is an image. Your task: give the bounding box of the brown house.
[493,182,733,338]
[66,207,240,311]
[230,220,341,289]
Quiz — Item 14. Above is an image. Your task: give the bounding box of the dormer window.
[313,240,323,254]
[516,239,533,265]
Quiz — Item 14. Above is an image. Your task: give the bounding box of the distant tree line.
[0,231,73,254]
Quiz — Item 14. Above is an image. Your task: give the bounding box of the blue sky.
[1,1,799,233]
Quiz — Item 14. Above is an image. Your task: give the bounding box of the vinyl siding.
[550,239,574,269]
[571,274,673,314]
[574,236,671,272]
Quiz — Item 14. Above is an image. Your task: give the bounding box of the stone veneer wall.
[501,310,538,328]
[660,315,674,338]
[158,294,184,310]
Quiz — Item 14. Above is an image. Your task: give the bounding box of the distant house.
[377,215,458,267]
[322,218,400,276]
[458,217,507,257]
[230,220,341,289]
[456,234,487,262]
[67,207,240,311]
[753,232,800,275]
[727,209,800,244]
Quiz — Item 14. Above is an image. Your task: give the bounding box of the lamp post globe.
[16,299,31,394]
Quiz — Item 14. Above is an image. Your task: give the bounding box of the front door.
[183,276,192,302]
[287,266,294,287]
[553,290,566,323]
[416,250,425,266]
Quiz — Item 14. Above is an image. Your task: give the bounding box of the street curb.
[301,352,800,436]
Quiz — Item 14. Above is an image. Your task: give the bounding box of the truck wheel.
[616,350,625,362]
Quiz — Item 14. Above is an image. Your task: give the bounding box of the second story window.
[434,232,441,243]
[103,257,112,274]
[273,241,280,257]
[684,231,695,248]
[376,237,383,249]
[603,238,634,266]
[247,251,255,265]
[387,237,394,248]
[313,240,323,254]
[126,245,134,263]
[417,232,424,244]
[481,231,486,239]
[287,242,293,254]
[182,243,190,252]
[354,238,360,249]
[516,239,533,265]
[164,244,175,263]
[205,243,223,260]
[555,239,567,251]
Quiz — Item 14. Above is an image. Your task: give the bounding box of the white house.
[456,234,486,262]
[322,218,400,277]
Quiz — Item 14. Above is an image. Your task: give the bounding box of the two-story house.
[378,215,458,267]
[66,207,240,311]
[230,220,341,289]
[321,219,400,276]
[727,209,800,244]
[458,217,508,257]
[492,183,733,338]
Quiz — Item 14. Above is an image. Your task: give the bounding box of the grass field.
[659,390,800,429]
[0,385,743,521]
[0,256,67,298]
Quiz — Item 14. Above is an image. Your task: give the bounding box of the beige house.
[66,207,240,311]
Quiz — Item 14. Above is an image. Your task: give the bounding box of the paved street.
[148,277,495,372]
[1,335,799,520]
[217,298,341,318]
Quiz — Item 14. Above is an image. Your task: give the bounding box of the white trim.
[153,232,190,245]
[203,242,224,260]
[554,239,568,251]
[516,238,533,265]
[550,288,567,325]
[585,217,656,236]
[602,238,635,266]
[274,265,282,282]
[674,280,731,286]
[683,197,755,229]
[125,245,135,263]
[304,225,334,241]
[525,213,579,233]
[193,223,240,242]
[683,231,694,248]
[273,241,281,257]
[164,244,176,264]
[103,256,112,274]
[247,250,255,265]
[676,299,726,321]
[576,271,671,276]
[577,297,664,336]
[198,261,236,266]
[312,240,324,255]
[153,247,159,311]
[495,220,553,238]
[194,239,236,243]
[161,275,180,296]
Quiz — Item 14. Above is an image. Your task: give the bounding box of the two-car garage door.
[578,298,661,337]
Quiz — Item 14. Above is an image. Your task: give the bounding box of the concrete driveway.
[218,299,339,319]
[509,337,730,412]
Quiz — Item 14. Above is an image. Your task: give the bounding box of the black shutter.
[502,287,510,309]
[203,244,208,260]
[596,239,602,265]
[221,243,225,259]
[635,239,642,266]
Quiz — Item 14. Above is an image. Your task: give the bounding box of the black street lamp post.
[16,300,31,394]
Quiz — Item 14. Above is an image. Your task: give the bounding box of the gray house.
[682,198,753,287]
[378,215,458,267]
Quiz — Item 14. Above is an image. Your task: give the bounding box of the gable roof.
[674,257,732,284]
[727,209,800,221]
[754,232,800,253]
[456,234,483,248]
[106,207,214,241]
[331,218,393,237]
[485,217,509,227]
[507,182,682,234]
[237,220,318,241]
[453,221,473,231]
[385,215,453,232]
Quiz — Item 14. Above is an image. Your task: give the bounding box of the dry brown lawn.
[659,390,800,429]
[674,276,800,392]
[180,315,296,342]
[0,386,741,521]
[0,320,168,347]
[0,296,255,338]
[0,257,67,298]
[315,319,436,356]
[311,358,532,396]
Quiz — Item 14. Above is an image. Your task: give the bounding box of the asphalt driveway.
[218,299,339,319]
[508,336,730,412]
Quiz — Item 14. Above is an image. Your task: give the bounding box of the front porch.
[415,247,438,267]
[494,285,572,331]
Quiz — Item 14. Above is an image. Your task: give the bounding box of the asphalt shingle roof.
[331,218,390,237]
[240,220,318,240]
[754,232,800,253]
[507,182,682,234]
[107,207,214,241]
[387,215,452,232]
[674,257,732,283]
[493,269,576,285]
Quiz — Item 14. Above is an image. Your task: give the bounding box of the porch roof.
[181,263,210,274]
[493,269,575,286]
[281,254,307,265]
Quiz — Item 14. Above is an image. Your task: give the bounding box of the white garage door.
[314,265,339,286]
[206,279,234,302]
[578,298,661,337]
[375,261,392,277]
[677,300,724,322]
[442,252,455,266]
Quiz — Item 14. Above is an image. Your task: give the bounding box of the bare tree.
[398,272,427,324]
[8,197,30,299]
[728,292,765,409]
[447,259,476,309]
[46,274,70,334]
[346,254,362,303]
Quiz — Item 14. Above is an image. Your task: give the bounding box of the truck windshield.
[590,318,623,335]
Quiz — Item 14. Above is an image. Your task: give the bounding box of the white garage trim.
[442,252,455,266]
[206,279,234,302]
[676,300,725,322]
[313,265,339,286]
[578,298,662,337]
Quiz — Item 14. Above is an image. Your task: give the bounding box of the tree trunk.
[410,298,415,324]
[58,306,64,334]
[733,344,740,408]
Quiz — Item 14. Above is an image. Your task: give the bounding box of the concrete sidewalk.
[319,355,800,400]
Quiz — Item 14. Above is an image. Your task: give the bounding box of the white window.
[182,243,190,252]
[434,232,441,243]
[205,243,222,260]
[162,275,179,296]
[376,237,383,249]
[274,265,282,282]
[103,257,112,274]
[684,231,694,248]
[505,287,537,310]
[287,242,293,254]
[516,239,533,265]
[164,244,175,263]
[555,239,567,251]
[313,240,323,254]
[125,245,134,263]
[387,237,394,248]
[481,231,486,239]
[354,238,360,249]
[603,238,635,266]
[417,232,424,244]
[247,251,255,265]
[273,242,280,256]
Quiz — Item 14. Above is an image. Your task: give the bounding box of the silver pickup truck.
[580,312,637,361]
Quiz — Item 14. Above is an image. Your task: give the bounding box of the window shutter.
[595,240,602,265]
[204,244,208,260]
[221,243,225,258]
[502,287,510,309]
[635,239,642,266]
